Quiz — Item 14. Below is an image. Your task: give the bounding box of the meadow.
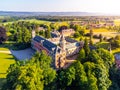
[114,19,120,26]
[85,28,118,38]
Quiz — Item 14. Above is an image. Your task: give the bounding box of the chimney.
[40,40,44,45]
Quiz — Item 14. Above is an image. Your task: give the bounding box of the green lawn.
[0,48,15,89]
[0,53,15,78]
[0,48,9,51]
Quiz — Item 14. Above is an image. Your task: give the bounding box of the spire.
[60,34,66,50]
[32,30,36,38]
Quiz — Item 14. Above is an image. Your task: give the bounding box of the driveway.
[10,48,35,60]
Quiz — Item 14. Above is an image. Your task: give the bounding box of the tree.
[79,29,85,36]
[87,50,102,64]
[16,27,32,49]
[97,48,115,69]
[87,75,98,90]
[39,30,45,37]
[90,28,93,39]
[77,48,85,63]
[0,26,7,44]
[99,34,103,42]
[94,64,111,90]
[74,32,80,38]
[89,28,93,45]
[72,61,87,90]
[3,51,56,90]
[83,38,90,56]
[89,39,93,46]
[57,66,75,90]
[32,51,56,88]
[3,61,44,90]
[45,26,51,39]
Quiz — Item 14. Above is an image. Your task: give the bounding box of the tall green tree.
[99,34,103,42]
[3,51,56,90]
[77,48,85,63]
[3,61,44,90]
[45,26,51,39]
[83,38,90,56]
[57,66,75,90]
[97,48,115,69]
[73,61,87,90]
[0,26,7,44]
[32,51,56,87]
[94,64,111,90]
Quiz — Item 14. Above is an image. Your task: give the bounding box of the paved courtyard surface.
[10,48,35,60]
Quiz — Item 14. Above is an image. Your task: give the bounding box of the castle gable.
[33,36,58,54]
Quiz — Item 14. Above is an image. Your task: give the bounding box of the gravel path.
[10,48,35,60]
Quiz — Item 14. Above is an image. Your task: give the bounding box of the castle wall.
[31,40,49,54]
[66,47,80,57]
[48,37,60,44]
[55,51,66,68]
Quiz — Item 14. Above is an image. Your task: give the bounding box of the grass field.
[85,28,110,33]
[0,48,15,89]
[0,48,9,51]
[0,53,15,78]
[85,28,119,38]
[114,19,120,26]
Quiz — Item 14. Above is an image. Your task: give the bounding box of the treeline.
[4,21,54,49]
[1,16,120,23]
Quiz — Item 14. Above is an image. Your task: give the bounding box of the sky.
[0,0,120,14]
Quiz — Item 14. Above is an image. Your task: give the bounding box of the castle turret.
[32,30,36,38]
[60,34,66,51]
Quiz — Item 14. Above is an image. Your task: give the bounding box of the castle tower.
[59,34,66,51]
[32,30,36,38]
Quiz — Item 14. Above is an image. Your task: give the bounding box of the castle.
[31,29,84,69]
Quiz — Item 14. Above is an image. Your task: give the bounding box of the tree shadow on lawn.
[0,42,15,49]
[5,57,14,60]
[0,78,6,89]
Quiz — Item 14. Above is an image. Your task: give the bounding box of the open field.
[0,16,5,19]
[85,28,120,38]
[114,19,120,26]
[85,28,110,33]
